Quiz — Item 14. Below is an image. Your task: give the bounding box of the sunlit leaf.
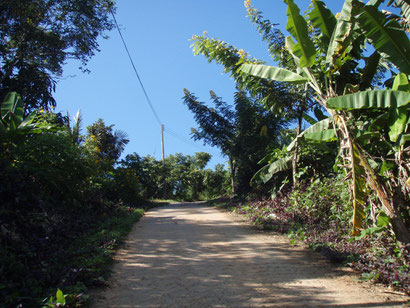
[326,90,410,110]
[309,0,337,46]
[287,118,333,151]
[56,289,66,305]
[326,0,359,70]
[376,211,391,228]
[305,129,336,141]
[284,0,316,67]
[388,106,408,142]
[392,73,410,92]
[253,155,293,184]
[18,111,37,128]
[240,64,308,83]
[399,133,410,146]
[357,4,410,74]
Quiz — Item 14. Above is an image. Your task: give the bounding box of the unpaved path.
[92,202,409,307]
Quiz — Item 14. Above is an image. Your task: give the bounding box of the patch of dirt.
[91,202,409,307]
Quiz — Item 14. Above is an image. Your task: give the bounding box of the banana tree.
[240,0,410,243]
[191,5,317,188]
[0,92,56,158]
[252,116,335,183]
[0,92,45,151]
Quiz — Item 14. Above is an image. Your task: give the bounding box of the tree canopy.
[85,118,129,163]
[183,89,286,194]
[0,0,115,111]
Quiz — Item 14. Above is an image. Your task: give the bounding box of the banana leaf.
[388,105,409,142]
[392,73,410,92]
[240,64,308,83]
[253,155,293,184]
[284,0,316,67]
[305,129,337,141]
[285,36,313,80]
[1,92,24,122]
[309,0,337,46]
[314,107,328,121]
[287,117,333,151]
[326,0,358,70]
[18,111,37,129]
[357,4,410,74]
[326,90,410,110]
[351,143,368,236]
[302,112,317,125]
[285,36,302,72]
[0,92,45,137]
[389,0,410,30]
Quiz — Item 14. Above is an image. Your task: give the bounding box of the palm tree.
[112,129,129,161]
[66,109,83,145]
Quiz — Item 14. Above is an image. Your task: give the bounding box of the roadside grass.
[2,200,171,307]
[42,204,145,307]
[149,199,176,205]
[208,196,239,211]
[44,200,173,307]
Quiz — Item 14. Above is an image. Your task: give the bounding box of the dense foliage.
[243,0,410,243]
[0,0,115,110]
[0,8,232,304]
[121,152,230,201]
[0,97,140,306]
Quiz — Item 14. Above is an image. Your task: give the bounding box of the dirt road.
[92,202,408,307]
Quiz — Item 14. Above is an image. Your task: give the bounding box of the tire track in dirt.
[92,202,408,307]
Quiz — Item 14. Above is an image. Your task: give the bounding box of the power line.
[165,127,200,148]
[110,10,162,126]
[110,10,221,158]
[165,127,222,156]
[165,129,202,150]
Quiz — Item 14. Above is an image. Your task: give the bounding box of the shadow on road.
[92,202,408,307]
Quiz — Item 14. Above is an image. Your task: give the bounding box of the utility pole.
[161,124,166,199]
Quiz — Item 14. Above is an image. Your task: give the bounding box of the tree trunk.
[292,104,304,188]
[355,140,410,244]
[229,157,237,195]
[338,114,410,244]
[391,212,410,244]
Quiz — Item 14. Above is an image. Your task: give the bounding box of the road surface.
[92,202,408,307]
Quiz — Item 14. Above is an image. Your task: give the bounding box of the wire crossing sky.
[110,10,162,126]
[110,8,221,159]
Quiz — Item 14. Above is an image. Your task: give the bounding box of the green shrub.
[11,133,91,205]
[288,174,352,228]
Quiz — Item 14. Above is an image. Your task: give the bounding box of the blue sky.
[54,0,345,169]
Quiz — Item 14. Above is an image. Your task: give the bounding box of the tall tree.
[85,118,129,163]
[191,25,314,188]
[183,89,286,195]
[0,0,115,110]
